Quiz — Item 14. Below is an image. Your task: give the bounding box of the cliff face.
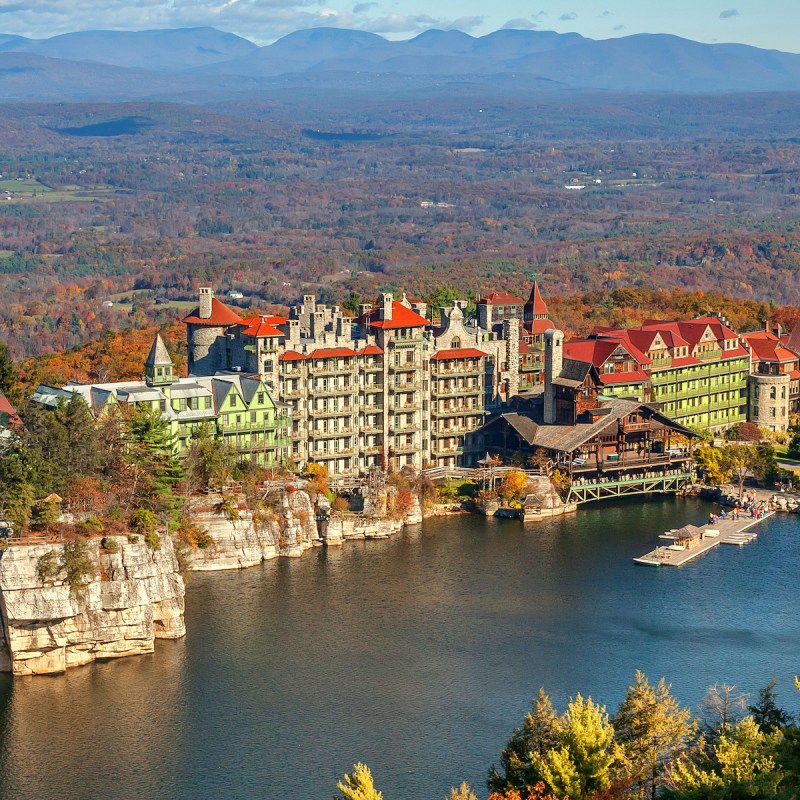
[185,489,320,570]
[0,536,185,676]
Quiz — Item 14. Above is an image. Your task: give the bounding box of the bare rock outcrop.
[184,489,320,570]
[0,536,185,676]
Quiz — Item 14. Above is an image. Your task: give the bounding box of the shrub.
[62,540,96,590]
[80,516,105,536]
[143,530,161,551]
[100,537,120,553]
[127,534,139,544]
[332,496,350,512]
[175,519,213,549]
[130,508,159,535]
[36,549,61,585]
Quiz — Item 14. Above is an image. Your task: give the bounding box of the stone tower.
[144,333,175,388]
[184,287,242,376]
[543,329,564,424]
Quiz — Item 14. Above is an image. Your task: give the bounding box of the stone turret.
[544,329,564,424]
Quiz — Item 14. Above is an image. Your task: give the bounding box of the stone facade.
[749,373,791,432]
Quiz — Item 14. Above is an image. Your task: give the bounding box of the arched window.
[770,386,776,400]
[451,337,461,349]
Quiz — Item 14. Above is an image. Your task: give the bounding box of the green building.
[32,334,290,465]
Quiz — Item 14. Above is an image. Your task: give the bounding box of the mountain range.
[1,26,800,100]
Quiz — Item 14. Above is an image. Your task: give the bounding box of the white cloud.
[719,8,739,19]
[501,17,538,30]
[559,11,578,21]
[352,1,377,12]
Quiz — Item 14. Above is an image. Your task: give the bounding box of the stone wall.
[0,536,185,676]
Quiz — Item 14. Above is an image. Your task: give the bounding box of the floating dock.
[633,512,773,567]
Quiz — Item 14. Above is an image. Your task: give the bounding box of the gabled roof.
[525,282,549,317]
[743,331,799,363]
[431,347,487,361]
[240,314,288,327]
[240,317,285,338]
[278,350,308,362]
[479,291,525,305]
[357,301,429,329]
[360,345,384,356]
[182,298,243,327]
[145,333,173,368]
[309,347,357,359]
[786,324,800,356]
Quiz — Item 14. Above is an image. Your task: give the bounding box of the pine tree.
[0,342,16,402]
[336,763,383,800]
[748,678,793,732]
[613,671,696,800]
[488,689,563,792]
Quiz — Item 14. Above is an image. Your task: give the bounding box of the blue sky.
[1,0,798,52]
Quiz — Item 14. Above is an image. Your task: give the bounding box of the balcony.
[391,443,418,454]
[434,385,481,398]
[281,387,305,399]
[313,384,355,397]
[309,427,354,438]
[310,363,356,376]
[433,364,481,376]
[393,381,422,391]
[568,452,691,474]
[311,406,355,418]
[433,406,481,417]
[360,444,383,455]
[621,421,653,433]
[388,361,419,371]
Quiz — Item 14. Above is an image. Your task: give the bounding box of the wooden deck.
[633,512,774,567]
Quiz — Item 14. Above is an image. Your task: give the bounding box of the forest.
[1,91,799,360]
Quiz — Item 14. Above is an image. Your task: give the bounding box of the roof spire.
[145,333,173,368]
[524,281,549,321]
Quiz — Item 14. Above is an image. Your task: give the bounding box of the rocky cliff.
[0,536,185,676]
[185,489,320,570]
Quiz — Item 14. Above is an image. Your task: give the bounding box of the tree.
[336,763,383,800]
[700,684,749,741]
[787,431,800,459]
[446,783,478,800]
[530,694,618,800]
[666,716,784,799]
[499,470,529,505]
[613,671,696,800]
[719,444,758,499]
[748,679,793,732]
[728,422,763,442]
[489,689,563,793]
[182,423,237,492]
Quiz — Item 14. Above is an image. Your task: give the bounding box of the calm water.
[0,497,798,800]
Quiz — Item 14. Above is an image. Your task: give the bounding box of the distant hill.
[4,27,257,72]
[1,25,800,98]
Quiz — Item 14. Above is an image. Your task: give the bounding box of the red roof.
[743,332,799,364]
[565,338,649,368]
[240,317,285,338]
[241,314,288,327]
[480,291,525,305]
[278,351,308,362]
[599,371,649,385]
[359,345,384,355]
[431,347,487,361]
[309,347,356,359]
[525,282,549,317]
[358,301,429,329]
[525,318,555,334]
[0,391,20,425]
[182,298,243,326]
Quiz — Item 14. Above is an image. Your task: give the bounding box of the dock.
[633,512,774,567]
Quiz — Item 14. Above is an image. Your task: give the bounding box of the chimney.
[411,301,427,319]
[358,303,373,317]
[199,287,213,320]
[544,329,564,425]
[303,294,316,313]
[287,319,301,345]
[382,293,393,321]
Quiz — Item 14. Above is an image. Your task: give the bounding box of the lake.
[1,496,798,800]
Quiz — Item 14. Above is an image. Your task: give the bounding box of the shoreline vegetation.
[337,673,800,800]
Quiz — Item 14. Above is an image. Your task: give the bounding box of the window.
[230,395,237,407]
[258,392,265,405]
[770,386,777,400]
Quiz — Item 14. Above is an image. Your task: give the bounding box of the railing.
[568,453,691,473]
[434,386,481,398]
[621,421,652,432]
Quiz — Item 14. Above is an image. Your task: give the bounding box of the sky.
[1,0,799,53]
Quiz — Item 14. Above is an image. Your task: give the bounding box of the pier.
[633,511,774,567]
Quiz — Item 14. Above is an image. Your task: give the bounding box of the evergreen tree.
[749,679,793,732]
[666,717,784,799]
[488,689,563,793]
[336,763,383,800]
[613,671,697,800]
